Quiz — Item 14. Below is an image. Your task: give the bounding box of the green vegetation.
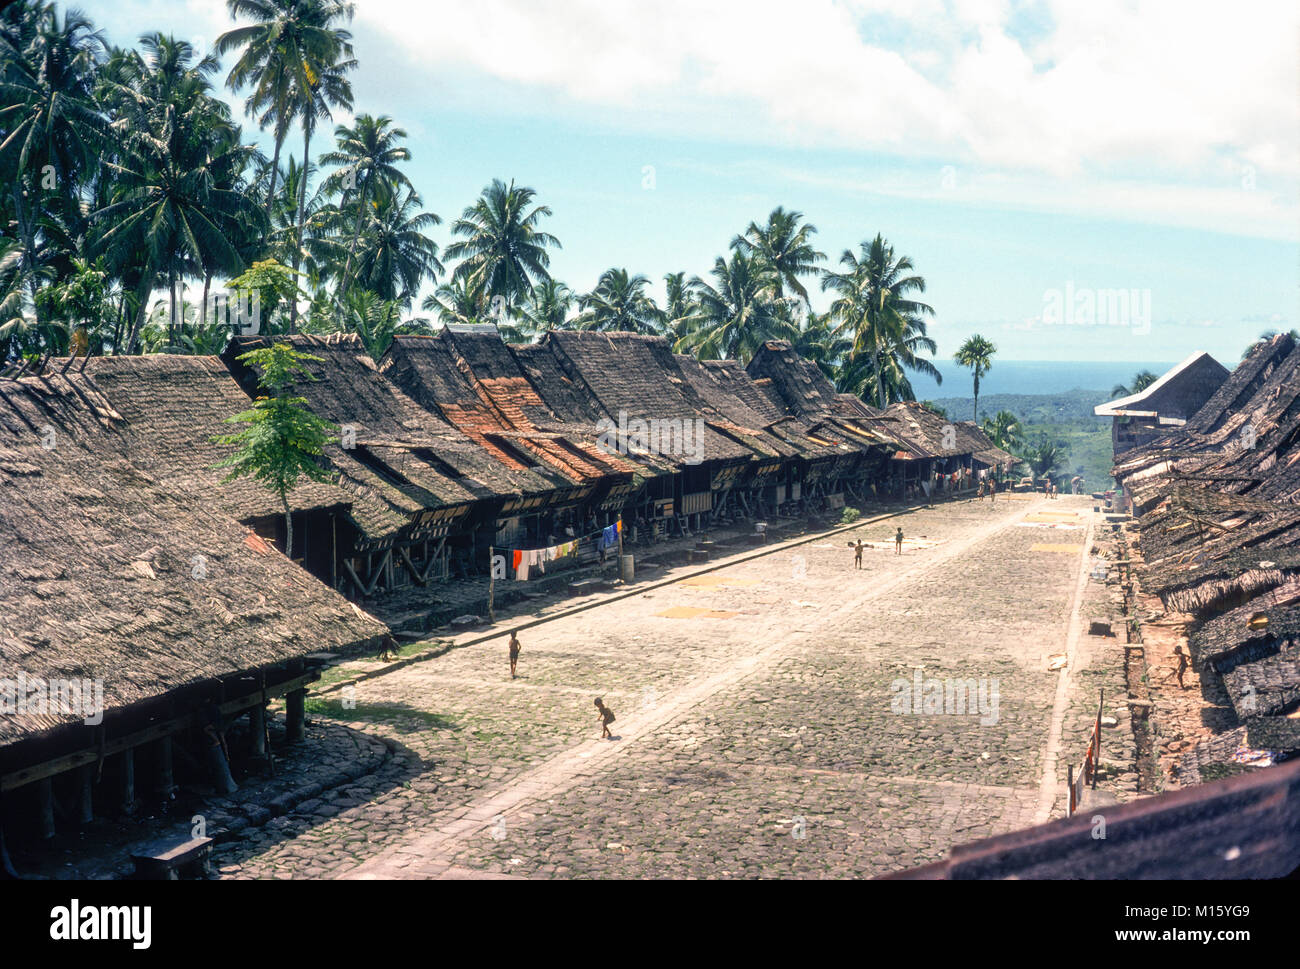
[840,507,861,524]
[305,696,457,732]
[953,334,997,423]
[211,342,337,557]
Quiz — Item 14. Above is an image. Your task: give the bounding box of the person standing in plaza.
[895,526,904,555]
[989,478,997,503]
[854,539,864,570]
[508,630,521,679]
[595,697,616,739]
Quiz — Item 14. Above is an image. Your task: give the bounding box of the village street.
[218,492,1101,879]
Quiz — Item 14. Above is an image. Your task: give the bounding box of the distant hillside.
[926,388,1110,426]
[921,388,1117,488]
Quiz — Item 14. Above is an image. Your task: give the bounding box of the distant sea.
[909,360,1180,402]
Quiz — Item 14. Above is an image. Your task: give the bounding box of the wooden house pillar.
[120,748,139,816]
[204,733,238,796]
[156,736,177,802]
[285,689,307,743]
[37,778,55,840]
[248,704,267,758]
[75,764,94,825]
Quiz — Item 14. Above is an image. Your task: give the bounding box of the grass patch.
[306,696,459,731]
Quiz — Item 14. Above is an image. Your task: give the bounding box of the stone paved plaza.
[215,493,1114,879]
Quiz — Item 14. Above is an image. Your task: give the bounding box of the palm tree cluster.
[0,0,442,359]
[3,0,965,411]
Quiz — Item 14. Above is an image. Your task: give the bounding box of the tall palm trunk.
[125,271,154,354]
[290,128,311,333]
[337,177,370,302]
[972,376,979,422]
[167,269,178,348]
[264,123,286,222]
[13,184,42,327]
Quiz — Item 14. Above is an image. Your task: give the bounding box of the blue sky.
[91,0,1298,364]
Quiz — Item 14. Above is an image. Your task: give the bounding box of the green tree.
[320,113,413,301]
[822,234,936,408]
[1241,328,1300,359]
[981,410,1024,452]
[227,258,299,331]
[1111,369,1158,397]
[576,268,661,334]
[953,334,997,422]
[0,3,107,325]
[444,178,560,314]
[683,251,794,362]
[94,34,264,351]
[420,277,482,327]
[212,341,336,559]
[215,0,355,224]
[349,187,441,306]
[731,206,825,306]
[515,278,573,337]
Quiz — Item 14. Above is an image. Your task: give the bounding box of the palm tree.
[515,278,573,335]
[287,51,354,329]
[822,234,936,408]
[319,113,413,301]
[683,251,794,362]
[981,410,1023,452]
[1110,369,1159,398]
[731,207,825,306]
[1026,436,1066,480]
[954,334,997,422]
[1241,328,1300,359]
[792,310,850,383]
[94,34,264,351]
[215,0,355,223]
[576,268,661,334]
[349,187,442,306]
[444,178,560,314]
[0,4,107,324]
[840,318,941,404]
[661,270,701,351]
[421,277,481,326]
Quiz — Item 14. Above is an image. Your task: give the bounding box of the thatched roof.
[743,341,910,456]
[0,373,386,746]
[540,331,756,466]
[79,354,355,522]
[383,329,643,487]
[224,334,566,528]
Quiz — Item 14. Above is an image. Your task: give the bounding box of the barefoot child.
[594,697,615,739]
[508,631,521,679]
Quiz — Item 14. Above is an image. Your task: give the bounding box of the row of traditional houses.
[0,326,1012,863]
[1109,333,1300,782]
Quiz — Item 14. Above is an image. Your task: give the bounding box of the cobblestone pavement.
[217,494,1110,879]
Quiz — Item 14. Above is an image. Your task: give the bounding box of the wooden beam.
[0,672,318,792]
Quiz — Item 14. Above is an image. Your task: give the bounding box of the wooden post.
[37,777,55,840]
[75,764,94,826]
[120,747,138,816]
[487,545,496,622]
[204,732,238,795]
[248,704,267,758]
[1067,764,1075,817]
[156,736,176,803]
[285,688,306,743]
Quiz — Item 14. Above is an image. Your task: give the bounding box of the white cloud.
[353,0,1297,236]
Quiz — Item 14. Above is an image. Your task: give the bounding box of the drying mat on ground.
[1030,543,1085,553]
[679,576,760,588]
[655,606,740,619]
